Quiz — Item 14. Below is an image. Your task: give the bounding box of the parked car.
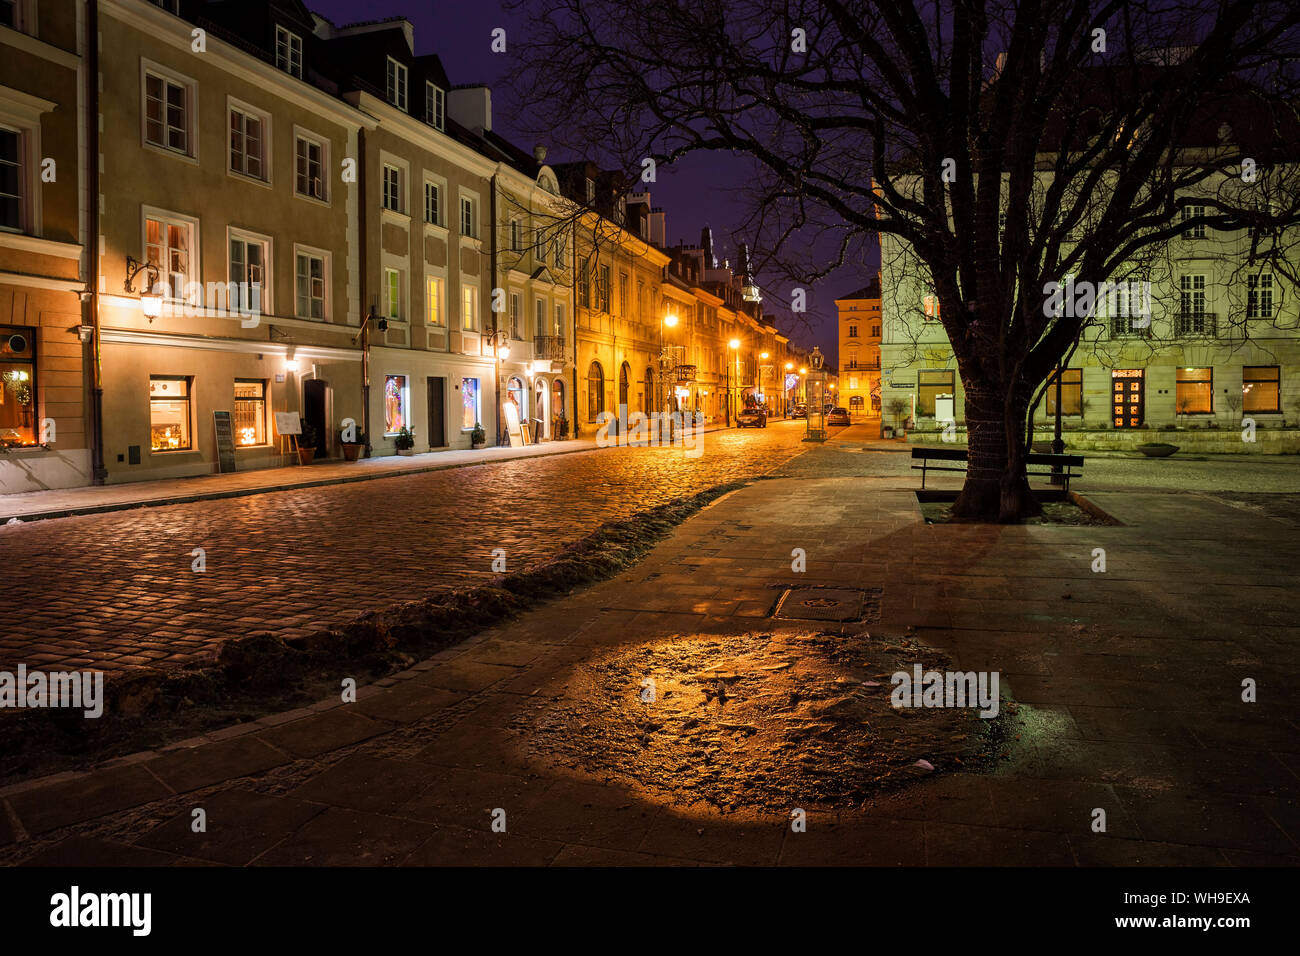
[736,406,768,428]
[792,404,807,418]
[828,406,851,426]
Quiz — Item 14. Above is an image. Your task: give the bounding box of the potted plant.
[297,422,317,465]
[886,398,909,440]
[394,426,416,456]
[341,429,366,461]
[471,423,486,448]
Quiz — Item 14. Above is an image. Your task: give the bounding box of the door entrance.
[303,379,329,456]
[1112,369,1144,428]
[427,376,446,448]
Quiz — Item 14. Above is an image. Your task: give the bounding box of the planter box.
[296,447,315,466]
[396,448,416,456]
[342,443,364,461]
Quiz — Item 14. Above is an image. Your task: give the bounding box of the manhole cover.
[773,587,873,622]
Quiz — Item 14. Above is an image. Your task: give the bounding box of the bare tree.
[501,0,1300,520]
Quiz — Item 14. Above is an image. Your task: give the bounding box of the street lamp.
[728,338,741,427]
[352,303,390,457]
[124,256,163,320]
[486,326,511,445]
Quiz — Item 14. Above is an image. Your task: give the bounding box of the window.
[386,58,408,110]
[460,196,476,237]
[295,249,328,319]
[0,326,36,446]
[229,232,268,313]
[1243,366,1280,414]
[509,293,521,339]
[848,325,858,338]
[384,374,408,434]
[1247,273,1274,319]
[461,377,480,429]
[229,105,266,180]
[1045,367,1083,416]
[385,267,402,320]
[149,376,192,451]
[619,272,629,315]
[554,232,565,269]
[145,213,195,300]
[1176,367,1213,414]
[425,82,445,129]
[922,294,940,320]
[0,0,15,28]
[461,283,479,331]
[424,181,441,225]
[554,302,565,335]
[587,361,605,420]
[144,69,191,155]
[149,0,180,12]
[534,298,546,337]
[295,133,327,201]
[597,264,611,312]
[233,379,267,445]
[425,275,444,326]
[275,27,302,78]
[1181,203,1206,239]
[872,325,880,337]
[382,164,403,213]
[0,127,22,231]
[1179,274,1207,333]
[918,369,954,417]
[510,218,522,252]
[585,178,595,202]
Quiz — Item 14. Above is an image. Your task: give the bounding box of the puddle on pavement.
[514,629,1013,814]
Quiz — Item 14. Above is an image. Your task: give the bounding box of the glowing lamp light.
[664,313,678,328]
[785,362,793,370]
[498,343,511,360]
[729,338,741,349]
[761,351,769,360]
[799,367,807,375]
[140,293,163,320]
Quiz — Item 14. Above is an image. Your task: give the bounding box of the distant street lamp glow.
[729,338,740,349]
[664,313,678,328]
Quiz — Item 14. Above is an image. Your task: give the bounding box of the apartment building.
[0,0,88,493]
[835,276,881,419]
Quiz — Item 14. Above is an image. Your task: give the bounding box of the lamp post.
[351,302,388,458]
[804,346,827,442]
[728,337,741,427]
[486,326,511,446]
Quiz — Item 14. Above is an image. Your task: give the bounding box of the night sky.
[306,0,873,364]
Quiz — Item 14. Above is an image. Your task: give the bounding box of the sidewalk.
[2,451,1295,865]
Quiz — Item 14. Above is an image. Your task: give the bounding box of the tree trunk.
[951,382,1042,522]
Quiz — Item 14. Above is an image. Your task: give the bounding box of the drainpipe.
[490,169,502,446]
[85,0,106,484]
[358,128,371,457]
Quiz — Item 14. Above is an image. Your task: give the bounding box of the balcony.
[533,335,567,361]
[675,365,698,383]
[1175,312,1217,337]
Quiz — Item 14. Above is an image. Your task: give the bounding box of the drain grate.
[773,587,879,622]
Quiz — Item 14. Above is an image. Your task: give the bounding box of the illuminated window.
[0,327,36,446]
[1176,367,1213,414]
[1243,366,1280,414]
[385,268,402,320]
[918,369,953,416]
[1046,367,1083,416]
[234,379,267,445]
[149,375,192,451]
[145,213,195,301]
[461,283,479,331]
[461,377,480,429]
[587,361,605,420]
[509,293,521,339]
[384,374,408,434]
[425,275,444,326]
[922,294,940,320]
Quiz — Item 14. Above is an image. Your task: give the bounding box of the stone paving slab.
[1,443,1298,866]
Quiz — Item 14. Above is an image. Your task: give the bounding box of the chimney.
[448,86,492,134]
[648,207,666,247]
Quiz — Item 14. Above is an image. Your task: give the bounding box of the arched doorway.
[506,376,526,422]
[643,366,654,414]
[533,377,547,439]
[618,362,630,413]
[587,361,604,421]
[552,378,567,437]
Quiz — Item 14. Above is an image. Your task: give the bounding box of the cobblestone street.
[0,424,807,674]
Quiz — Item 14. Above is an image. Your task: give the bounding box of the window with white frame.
[1247,272,1274,319]
[510,218,522,252]
[294,132,328,201]
[534,298,546,337]
[386,58,408,110]
[460,195,476,237]
[1181,203,1206,239]
[509,292,521,339]
[144,67,193,156]
[382,163,403,213]
[0,126,24,232]
[144,211,196,300]
[425,275,444,326]
[275,26,303,78]
[1180,274,1207,317]
[229,103,267,180]
[385,267,403,320]
[424,180,441,225]
[553,231,565,269]
[554,302,565,335]
[425,82,445,130]
[228,230,269,313]
[461,283,479,331]
[295,248,328,319]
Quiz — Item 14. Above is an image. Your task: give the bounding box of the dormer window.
[275,27,303,78]
[386,58,408,111]
[425,82,445,130]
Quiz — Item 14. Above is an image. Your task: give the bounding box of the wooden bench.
[911,446,1085,490]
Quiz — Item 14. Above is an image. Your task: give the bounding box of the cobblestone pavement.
[0,423,808,674]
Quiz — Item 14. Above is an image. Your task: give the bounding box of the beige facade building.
[835,276,882,421]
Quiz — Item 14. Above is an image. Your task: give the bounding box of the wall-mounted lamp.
[124,256,163,320]
[284,347,300,372]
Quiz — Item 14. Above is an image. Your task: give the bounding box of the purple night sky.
[307,0,877,364]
